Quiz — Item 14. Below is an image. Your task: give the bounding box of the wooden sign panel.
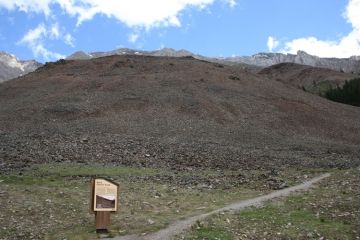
[91,178,119,212]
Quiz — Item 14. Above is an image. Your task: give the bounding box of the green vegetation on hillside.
[302,81,333,96]
[325,78,360,107]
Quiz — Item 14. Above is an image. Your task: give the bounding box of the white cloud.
[345,0,360,30]
[128,33,139,43]
[267,36,279,52]
[225,0,237,8]
[278,0,360,58]
[50,22,60,39]
[0,0,52,15]
[0,0,237,28]
[18,23,69,61]
[32,43,65,60]
[158,43,165,50]
[20,23,47,44]
[64,33,75,47]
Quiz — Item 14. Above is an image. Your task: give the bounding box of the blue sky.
[0,0,359,62]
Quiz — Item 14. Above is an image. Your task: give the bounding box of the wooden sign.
[93,178,119,212]
[90,178,119,232]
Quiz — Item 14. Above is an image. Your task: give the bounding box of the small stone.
[278,182,288,189]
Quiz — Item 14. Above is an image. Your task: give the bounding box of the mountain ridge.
[0,51,42,82]
[67,48,360,74]
[1,49,360,83]
[225,50,360,74]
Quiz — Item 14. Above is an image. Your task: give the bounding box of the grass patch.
[236,203,352,239]
[31,163,159,177]
[181,169,360,240]
[187,223,233,240]
[303,81,333,96]
[47,225,97,240]
[1,163,334,239]
[0,174,64,185]
[0,163,158,186]
[0,163,262,239]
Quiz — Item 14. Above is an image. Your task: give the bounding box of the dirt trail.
[110,173,330,240]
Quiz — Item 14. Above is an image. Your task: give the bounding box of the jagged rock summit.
[224,51,360,74]
[66,48,194,60]
[0,51,42,82]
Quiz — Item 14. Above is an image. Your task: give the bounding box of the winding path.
[110,173,330,240]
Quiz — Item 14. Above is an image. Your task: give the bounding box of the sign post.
[90,178,119,233]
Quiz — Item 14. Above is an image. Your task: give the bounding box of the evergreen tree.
[325,78,360,107]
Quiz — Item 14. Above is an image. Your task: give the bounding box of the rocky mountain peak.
[152,48,193,57]
[0,51,25,71]
[0,51,42,82]
[66,51,93,60]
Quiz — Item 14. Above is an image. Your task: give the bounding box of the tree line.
[325,78,360,107]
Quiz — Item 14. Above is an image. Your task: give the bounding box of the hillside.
[259,63,357,95]
[1,55,359,172]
